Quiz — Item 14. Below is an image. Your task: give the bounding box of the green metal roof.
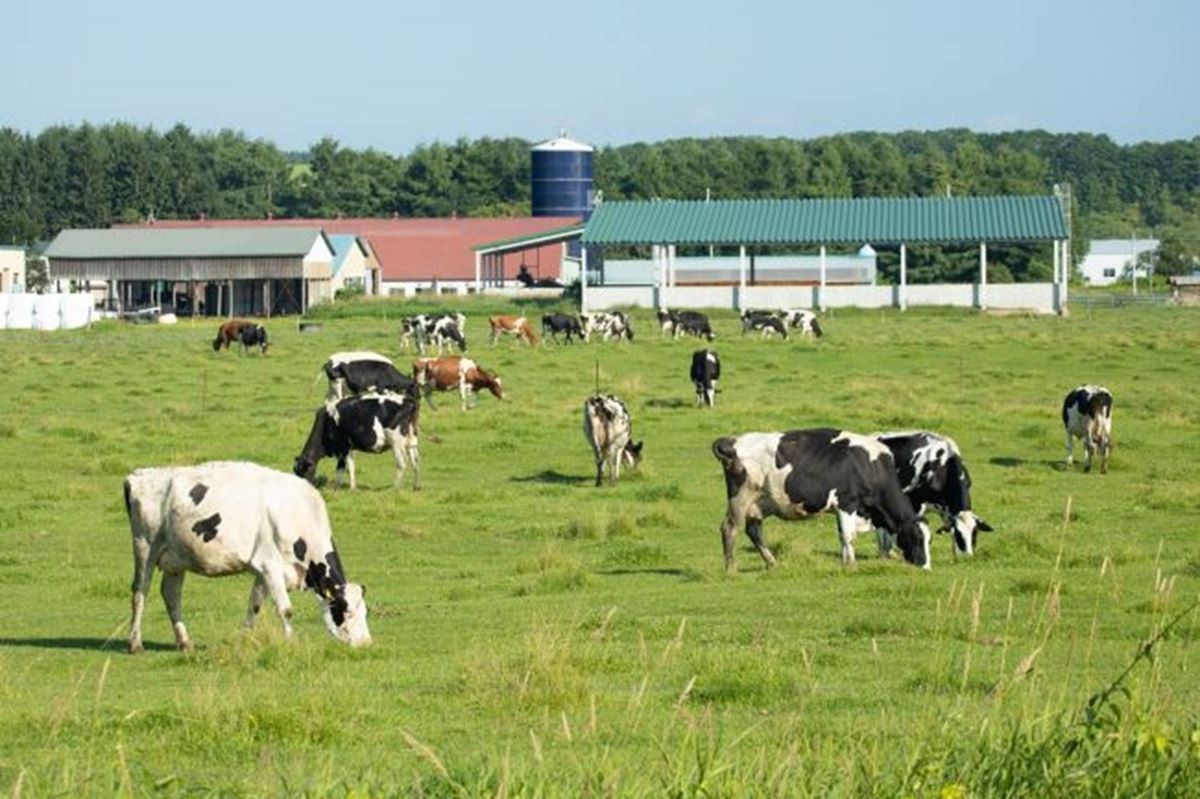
[45,227,330,259]
[473,223,585,253]
[581,196,1068,246]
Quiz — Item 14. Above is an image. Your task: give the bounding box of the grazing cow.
[672,310,715,341]
[212,319,252,351]
[489,315,539,346]
[690,349,721,407]
[541,313,583,344]
[124,461,371,652]
[1063,384,1114,473]
[412,355,504,410]
[874,431,993,557]
[583,394,644,486]
[581,311,634,342]
[294,391,421,490]
[780,309,823,338]
[236,323,270,353]
[401,313,468,353]
[711,428,931,571]
[656,309,678,336]
[739,311,789,339]
[322,352,418,401]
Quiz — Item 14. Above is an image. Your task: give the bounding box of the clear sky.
[3,0,1196,154]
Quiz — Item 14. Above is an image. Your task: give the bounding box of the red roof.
[123,217,581,281]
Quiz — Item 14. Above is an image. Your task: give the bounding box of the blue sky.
[3,0,1196,153]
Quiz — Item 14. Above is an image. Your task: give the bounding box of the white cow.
[124,461,371,652]
[583,394,643,486]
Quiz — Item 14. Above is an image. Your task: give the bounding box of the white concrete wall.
[824,285,895,308]
[585,285,655,309]
[739,286,816,309]
[905,284,976,307]
[986,283,1057,311]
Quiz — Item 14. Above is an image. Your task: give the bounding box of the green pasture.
[1,300,1198,797]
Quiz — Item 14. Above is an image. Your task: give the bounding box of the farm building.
[328,234,372,296]
[1078,239,1158,286]
[131,216,582,297]
[44,227,334,316]
[0,246,25,293]
[1168,275,1200,305]
[580,195,1072,314]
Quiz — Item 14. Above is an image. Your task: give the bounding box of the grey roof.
[1087,239,1160,256]
[45,227,329,259]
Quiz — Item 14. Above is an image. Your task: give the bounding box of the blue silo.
[531,132,594,220]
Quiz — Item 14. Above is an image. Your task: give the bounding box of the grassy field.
[1,299,1198,797]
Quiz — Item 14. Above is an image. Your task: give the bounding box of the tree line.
[1,124,1196,281]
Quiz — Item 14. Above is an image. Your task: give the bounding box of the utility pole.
[1131,231,1138,295]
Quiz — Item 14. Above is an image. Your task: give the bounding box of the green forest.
[1,125,1196,282]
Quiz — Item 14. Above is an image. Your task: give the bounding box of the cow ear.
[976,518,994,532]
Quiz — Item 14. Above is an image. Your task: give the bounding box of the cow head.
[487,375,504,400]
[622,439,644,467]
[319,582,372,647]
[255,326,269,353]
[895,519,932,569]
[293,456,317,482]
[946,510,994,556]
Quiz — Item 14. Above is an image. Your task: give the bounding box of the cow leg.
[1083,435,1094,472]
[1064,429,1075,468]
[459,374,469,411]
[609,447,621,485]
[876,526,894,558]
[334,456,347,489]
[745,518,776,568]
[720,507,746,572]
[128,538,155,653]
[160,571,192,651]
[594,456,604,487]
[407,435,421,490]
[835,510,860,566]
[345,453,357,490]
[260,564,295,639]
[244,576,267,629]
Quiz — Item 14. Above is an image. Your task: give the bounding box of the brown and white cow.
[412,355,504,411]
[489,315,539,346]
[212,319,269,353]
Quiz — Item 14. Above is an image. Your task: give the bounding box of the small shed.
[1168,276,1200,305]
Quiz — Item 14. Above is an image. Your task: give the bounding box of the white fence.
[585,282,1060,314]
[0,293,94,330]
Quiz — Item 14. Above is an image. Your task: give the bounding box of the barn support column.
[474,251,482,293]
[738,245,747,309]
[302,279,308,313]
[1059,240,1069,310]
[227,280,234,318]
[978,242,988,310]
[899,243,908,311]
[580,246,589,312]
[668,244,677,288]
[264,281,271,319]
[818,245,827,311]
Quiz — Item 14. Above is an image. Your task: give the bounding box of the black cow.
[711,428,931,571]
[673,310,715,341]
[542,313,583,344]
[322,352,418,401]
[690,349,720,407]
[740,311,788,339]
[294,391,421,490]
[874,431,993,557]
[238,324,269,353]
[1062,384,1114,473]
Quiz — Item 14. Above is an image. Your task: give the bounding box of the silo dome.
[531,132,594,220]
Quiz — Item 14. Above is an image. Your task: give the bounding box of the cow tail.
[712,437,743,472]
[122,478,134,519]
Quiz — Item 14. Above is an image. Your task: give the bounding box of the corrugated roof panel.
[582,195,1067,246]
[46,227,327,259]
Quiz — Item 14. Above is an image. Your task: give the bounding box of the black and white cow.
[583,394,643,486]
[322,351,419,401]
[672,310,715,341]
[711,428,931,571]
[124,461,371,652]
[780,309,823,338]
[656,309,678,336]
[874,431,993,557]
[237,323,270,353]
[401,313,468,354]
[739,310,788,339]
[581,311,634,342]
[294,391,421,490]
[690,349,720,407]
[1063,384,1114,473]
[541,313,584,344]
